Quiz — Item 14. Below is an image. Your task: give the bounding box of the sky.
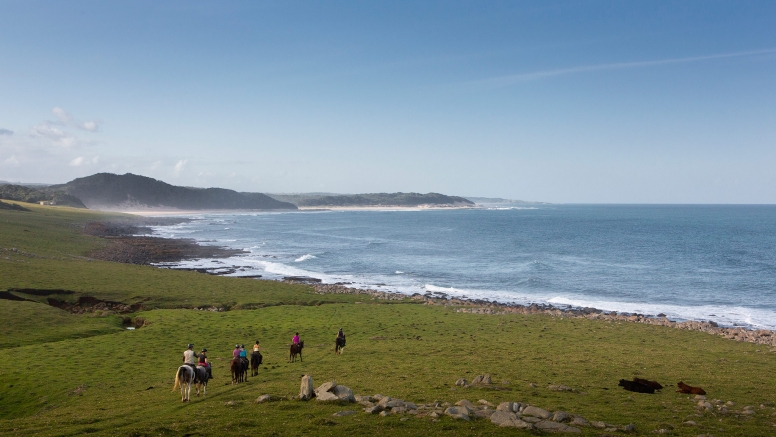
[1,1,775,203]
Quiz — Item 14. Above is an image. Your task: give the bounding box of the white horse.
[172,365,196,402]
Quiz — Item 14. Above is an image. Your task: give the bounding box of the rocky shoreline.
[299,281,776,348]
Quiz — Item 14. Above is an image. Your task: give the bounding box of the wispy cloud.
[0,128,13,135]
[31,123,77,148]
[174,159,188,176]
[471,48,776,87]
[52,107,101,131]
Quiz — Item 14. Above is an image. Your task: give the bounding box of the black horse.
[289,341,304,362]
[335,336,346,354]
[251,351,263,376]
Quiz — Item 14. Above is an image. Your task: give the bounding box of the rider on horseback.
[337,328,345,341]
[232,344,241,359]
[293,332,300,345]
[198,348,213,379]
[183,344,199,369]
[239,344,249,367]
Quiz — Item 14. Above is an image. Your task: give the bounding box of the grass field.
[1,202,775,436]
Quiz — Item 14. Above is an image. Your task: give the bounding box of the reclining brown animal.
[676,381,706,395]
[633,378,663,391]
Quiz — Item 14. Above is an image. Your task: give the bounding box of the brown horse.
[230,357,247,384]
[289,341,304,362]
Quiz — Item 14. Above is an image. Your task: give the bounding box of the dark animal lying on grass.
[676,381,706,395]
[633,377,663,391]
[618,379,655,394]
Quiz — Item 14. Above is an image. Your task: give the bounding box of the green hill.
[0,184,87,208]
[269,192,475,207]
[48,173,297,210]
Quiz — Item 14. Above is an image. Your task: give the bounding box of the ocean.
[147,205,776,329]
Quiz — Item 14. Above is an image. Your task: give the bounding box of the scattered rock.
[315,381,337,396]
[364,406,382,414]
[535,420,581,433]
[379,410,391,417]
[455,378,468,387]
[683,420,697,426]
[522,405,552,419]
[553,411,571,422]
[471,375,483,385]
[254,394,271,404]
[333,385,355,402]
[474,409,495,419]
[478,399,494,407]
[490,410,533,429]
[590,420,607,429]
[317,391,339,401]
[299,375,314,400]
[695,395,707,400]
[570,416,588,427]
[482,374,492,384]
[455,399,475,409]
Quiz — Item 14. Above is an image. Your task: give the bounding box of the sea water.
[148,205,776,329]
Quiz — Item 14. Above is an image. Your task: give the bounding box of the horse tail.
[173,367,183,391]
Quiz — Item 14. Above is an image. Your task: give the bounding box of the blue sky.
[1,1,775,203]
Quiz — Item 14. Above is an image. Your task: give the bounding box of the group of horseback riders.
[182,328,346,378]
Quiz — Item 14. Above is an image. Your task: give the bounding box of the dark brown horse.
[250,351,262,376]
[289,341,304,362]
[230,357,247,384]
[335,336,346,354]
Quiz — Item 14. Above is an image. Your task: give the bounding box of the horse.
[172,365,196,402]
[289,340,304,362]
[194,365,210,396]
[230,357,247,384]
[251,351,263,377]
[335,336,346,354]
[618,379,655,394]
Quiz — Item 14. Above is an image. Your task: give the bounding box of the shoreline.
[85,218,776,345]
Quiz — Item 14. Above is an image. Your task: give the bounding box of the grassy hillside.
[48,172,297,210]
[0,184,86,208]
[1,203,775,436]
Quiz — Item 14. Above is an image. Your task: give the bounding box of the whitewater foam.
[294,254,317,262]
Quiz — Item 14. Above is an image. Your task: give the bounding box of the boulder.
[490,410,533,429]
[569,416,588,427]
[455,399,475,409]
[482,374,492,384]
[364,406,382,414]
[478,399,494,407]
[333,385,355,402]
[392,407,407,414]
[471,375,483,385]
[455,378,468,387]
[316,391,339,401]
[522,406,552,419]
[553,411,571,423]
[354,395,371,403]
[379,410,391,417]
[315,381,337,397]
[254,394,272,404]
[535,420,581,433]
[474,409,495,419]
[404,402,418,410]
[299,375,314,400]
[445,406,472,417]
[497,402,517,412]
